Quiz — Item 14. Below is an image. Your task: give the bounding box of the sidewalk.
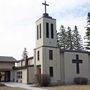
[3,82,48,90]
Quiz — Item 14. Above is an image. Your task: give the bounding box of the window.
[17,71,22,79]
[49,67,53,77]
[37,25,39,40]
[49,50,53,60]
[40,24,41,38]
[51,24,54,38]
[37,51,40,61]
[37,24,41,40]
[46,22,49,38]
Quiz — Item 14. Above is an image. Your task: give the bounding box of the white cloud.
[0,0,89,59]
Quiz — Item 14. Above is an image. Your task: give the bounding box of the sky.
[0,0,90,60]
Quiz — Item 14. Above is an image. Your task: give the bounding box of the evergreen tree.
[73,26,83,50]
[85,12,90,49]
[66,27,73,50]
[57,25,67,49]
[57,25,83,50]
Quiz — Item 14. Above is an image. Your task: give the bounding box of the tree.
[66,27,73,50]
[34,74,51,86]
[57,25,67,49]
[73,26,83,50]
[57,25,83,50]
[85,12,90,49]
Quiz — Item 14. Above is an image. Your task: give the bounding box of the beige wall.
[14,69,27,83]
[10,70,14,81]
[36,18,43,48]
[35,48,43,66]
[14,66,34,84]
[60,52,65,84]
[64,52,89,84]
[43,47,61,84]
[28,58,34,65]
[34,14,60,84]
[34,46,61,84]
[22,69,27,83]
[36,17,57,48]
[16,62,21,66]
[34,47,42,76]
[28,67,34,83]
[35,15,59,84]
[16,58,34,67]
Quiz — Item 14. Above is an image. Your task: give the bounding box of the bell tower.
[36,1,57,48]
[34,1,60,84]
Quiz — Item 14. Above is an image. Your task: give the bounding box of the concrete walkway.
[3,82,48,90]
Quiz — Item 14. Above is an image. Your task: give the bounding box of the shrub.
[73,77,88,85]
[34,74,41,85]
[34,74,51,86]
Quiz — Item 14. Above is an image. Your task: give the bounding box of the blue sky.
[0,0,89,60]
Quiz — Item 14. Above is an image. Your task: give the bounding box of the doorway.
[37,66,41,75]
[0,71,10,82]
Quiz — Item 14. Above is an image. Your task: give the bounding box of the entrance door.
[37,66,41,75]
[0,72,5,82]
[0,71,10,82]
[5,71,10,82]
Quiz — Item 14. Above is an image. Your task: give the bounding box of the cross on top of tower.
[42,1,49,14]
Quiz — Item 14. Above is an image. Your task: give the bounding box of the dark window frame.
[37,51,40,61]
[17,71,22,79]
[49,67,53,77]
[51,23,54,38]
[49,50,53,60]
[40,24,41,38]
[37,25,39,40]
[46,22,49,38]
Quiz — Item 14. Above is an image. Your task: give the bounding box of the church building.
[0,1,90,84]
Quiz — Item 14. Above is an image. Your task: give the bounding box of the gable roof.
[0,56,17,62]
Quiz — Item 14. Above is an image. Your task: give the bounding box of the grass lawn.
[48,85,90,90]
[0,86,29,90]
